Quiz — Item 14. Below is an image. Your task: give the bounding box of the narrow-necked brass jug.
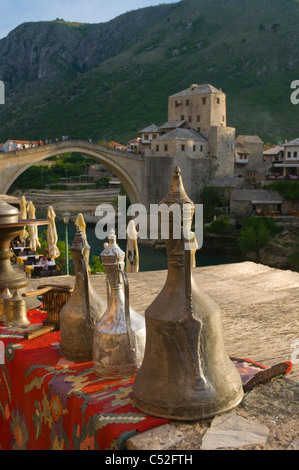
[133,167,243,420]
[93,229,145,379]
[60,228,106,362]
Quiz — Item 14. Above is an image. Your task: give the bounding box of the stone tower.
[167,84,235,177]
[168,83,227,132]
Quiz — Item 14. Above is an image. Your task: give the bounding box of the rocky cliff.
[0,0,299,143]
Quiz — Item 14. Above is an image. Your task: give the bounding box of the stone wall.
[208,126,235,178]
[143,154,214,207]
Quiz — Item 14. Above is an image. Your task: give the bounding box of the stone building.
[230,189,283,217]
[139,83,236,178]
[274,137,299,177]
[263,145,284,164]
[234,135,264,178]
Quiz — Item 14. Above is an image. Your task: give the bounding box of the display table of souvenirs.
[0,308,292,450]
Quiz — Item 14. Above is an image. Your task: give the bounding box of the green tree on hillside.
[237,218,271,262]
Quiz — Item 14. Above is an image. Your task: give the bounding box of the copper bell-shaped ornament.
[133,167,243,420]
[60,228,106,362]
[93,229,145,379]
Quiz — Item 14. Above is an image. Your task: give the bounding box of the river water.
[48,219,238,272]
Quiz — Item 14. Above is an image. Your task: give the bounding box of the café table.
[17,255,43,266]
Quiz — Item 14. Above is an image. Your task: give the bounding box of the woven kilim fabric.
[0,310,292,450]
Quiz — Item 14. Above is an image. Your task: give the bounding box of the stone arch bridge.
[0,140,212,208]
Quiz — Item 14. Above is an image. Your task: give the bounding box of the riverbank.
[14,187,120,216]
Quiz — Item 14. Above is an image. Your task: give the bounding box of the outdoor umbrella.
[75,213,86,237]
[47,206,60,261]
[19,195,29,243]
[126,219,139,273]
[27,201,41,251]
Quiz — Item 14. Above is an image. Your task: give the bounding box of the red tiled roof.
[7,140,34,144]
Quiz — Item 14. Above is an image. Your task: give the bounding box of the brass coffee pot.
[4,289,30,327]
[93,229,145,379]
[133,167,243,420]
[0,286,12,323]
[0,287,8,322]
[60,228,106,362]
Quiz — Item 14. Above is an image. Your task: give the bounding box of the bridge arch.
[0,140,144,205]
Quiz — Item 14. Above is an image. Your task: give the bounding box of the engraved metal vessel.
[93,229,145,379]
[60,228,106,362]
[133,167,243,420]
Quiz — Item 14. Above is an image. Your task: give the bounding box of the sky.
[0,0,179,39]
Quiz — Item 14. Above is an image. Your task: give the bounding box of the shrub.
[205,218,230,234]
[89,255,106,274]
[263,181,299,200]
[237,218,271,262]
[288,247,299,271]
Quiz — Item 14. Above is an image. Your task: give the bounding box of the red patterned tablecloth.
[0,310,168,450]
[0,309,292,450]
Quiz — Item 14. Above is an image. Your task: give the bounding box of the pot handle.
[183,229,194,321]
[81,256,93,329]
[118,266,135,352]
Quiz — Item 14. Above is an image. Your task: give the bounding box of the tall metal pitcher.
[133,167,243,420]
[93,229,145,379]
[60,228,106,362]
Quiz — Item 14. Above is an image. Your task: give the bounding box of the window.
[188,116,192,123]
[217,98,220,104]
[181,145,185,151]
[202,97,206,105]
[287,152,291,159]
[156,145,159,152]
[153,134,157,139]
[144,135,148,141]
[197,127,201,132]
[197,115,200,122]
[200,145,203,152]
[175,101,179,107]
[294,151,298,158]
[186,100,189,106]
[181,115,185,120]
[223,115,225,122]
[164,144,168,152]
[193,145,196,151]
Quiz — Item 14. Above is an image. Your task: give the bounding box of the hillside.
[0,0,299,144]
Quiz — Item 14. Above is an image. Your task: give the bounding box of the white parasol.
[47,206,60,260]
[27,201,41,251]
[126,220,139,273]
[19,195,29,243]
[75,213,86,237]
